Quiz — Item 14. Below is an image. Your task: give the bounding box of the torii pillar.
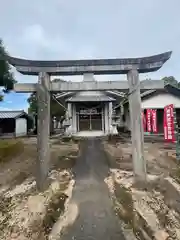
[127,68,146,182]
[7,51,172,190]
[36,72,50,190]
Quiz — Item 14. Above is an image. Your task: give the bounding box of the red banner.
[164,104,175,142]
[151,109,158,133]
[146,109,152,132]
[141,111,146,132]
[164,108,168,140]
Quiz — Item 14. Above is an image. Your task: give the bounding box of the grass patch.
[0,139,24,162]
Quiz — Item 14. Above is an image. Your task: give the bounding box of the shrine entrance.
[78,112,102,131]
[76,102,103,131]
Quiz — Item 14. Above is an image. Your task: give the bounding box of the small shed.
[0,110,33,137]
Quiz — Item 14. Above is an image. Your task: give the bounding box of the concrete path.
[74,130,105,137]
[60,139,126,240]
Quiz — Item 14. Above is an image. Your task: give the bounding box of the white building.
[0,110,33,137]
[120,84,180,133]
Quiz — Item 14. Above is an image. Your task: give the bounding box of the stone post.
[67,103,72,123]
[104,103,109,134]
[53,116,56,129]
[36,72,50,191]
[72,104,77,133]
[127,68,146,183]
[109,102,113,133]
[102,106,104,132]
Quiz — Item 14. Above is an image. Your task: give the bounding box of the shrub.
[0,139,24,162]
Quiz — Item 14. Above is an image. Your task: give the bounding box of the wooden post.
[36,72,50,191]
[127,69,147,182]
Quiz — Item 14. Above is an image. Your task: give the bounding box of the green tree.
[162,76,179,88]
[0,39,16,99]
[27,93,37,114]
[27,93,66,134]
[27,93,65,119]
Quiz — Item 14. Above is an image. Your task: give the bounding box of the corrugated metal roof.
[116,83,179,108]
[0,110,27,119]
[140,90,156,98]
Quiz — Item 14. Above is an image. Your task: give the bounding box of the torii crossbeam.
[7,51,172,190]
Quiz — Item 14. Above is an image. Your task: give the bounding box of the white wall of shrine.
[141,92,180,109]
[122,92,180,131]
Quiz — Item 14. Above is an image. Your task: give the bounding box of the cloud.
[0,0,180,110]
[0,107,13,111]
[6,101,13,104]
[21,24,72,59]
[22,24,45,46]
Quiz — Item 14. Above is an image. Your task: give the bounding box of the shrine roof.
[0,110,31,119]
[119,83,180,108]
[66,91,116,102]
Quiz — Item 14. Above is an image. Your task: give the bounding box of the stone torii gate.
[7,51,172,190]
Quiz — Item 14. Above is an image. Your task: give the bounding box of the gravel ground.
[60,139,125,240]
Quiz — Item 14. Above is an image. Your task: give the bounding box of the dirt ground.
[105,140,178,178]
[0,138,79,240]
[2,136,180,240]
[0,138,78,188]
[104,139,180,239]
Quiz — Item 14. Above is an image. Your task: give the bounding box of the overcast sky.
[0,0,180,110]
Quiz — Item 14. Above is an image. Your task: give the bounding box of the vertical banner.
[141,111,146,132]
[163,108,168,140]
[164,104,176,142]
[146,109,152,132]
[151,109,158,133]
